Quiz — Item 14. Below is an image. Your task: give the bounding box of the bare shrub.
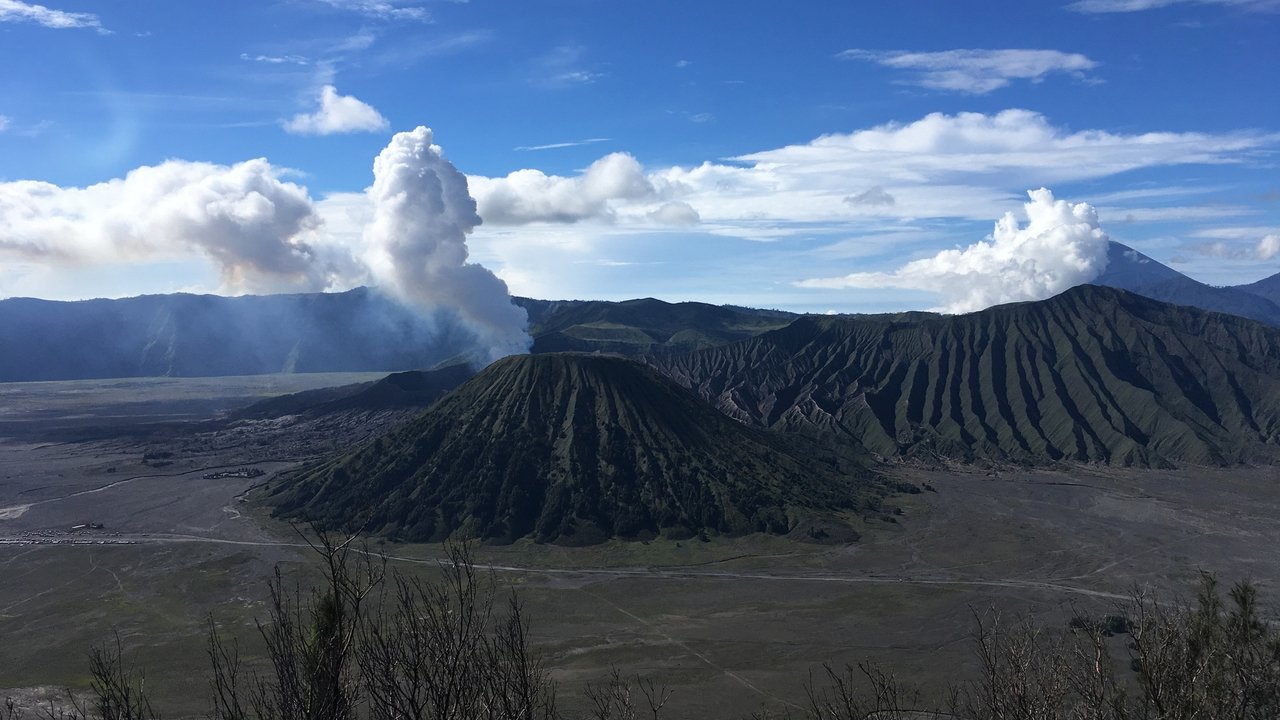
[207,527,383,720]
[802,661,934,720]
[583,669,671,720]
[358,542,557,720]
[204,532,556,720]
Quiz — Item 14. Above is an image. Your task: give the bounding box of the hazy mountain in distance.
[0,291,796,382]
[1094,242,1280,326]
[651,285,1280,466]
[1093,242,1188,290]
[0,288,479,382]
[271,353,894,545]
[1233,271,1280,307]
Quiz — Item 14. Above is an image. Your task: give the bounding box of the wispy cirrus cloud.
[0,0,107,33]
[534,45,607,87]
[311,0,430,21]
[1106,205,1252,223]
[1187,225,1280,260]
[1188,237,1280,260]
[514,138,610,152]
[1066,0,1279,13]
[240,52,310,66]
[837,48,1098,94]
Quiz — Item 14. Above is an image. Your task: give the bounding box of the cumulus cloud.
[838,49,1098,94]
[468,152,654,224]
[284,85,389,135]
[0,159,358,293]
[0,0,106,32]
[797,189,1111,314]
[363,126,530,363]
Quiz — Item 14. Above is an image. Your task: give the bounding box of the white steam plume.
[798,188,1111,313]
[0,158,359,293]
[363,126,530,363]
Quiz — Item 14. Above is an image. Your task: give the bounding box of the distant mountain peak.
[1093,241,1189,292]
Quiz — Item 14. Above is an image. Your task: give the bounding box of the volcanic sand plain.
[1,374,1278,718]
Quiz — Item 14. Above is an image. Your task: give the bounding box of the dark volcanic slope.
[653,285,1280,466]
[272,354,889,544]
[516,297,796,355]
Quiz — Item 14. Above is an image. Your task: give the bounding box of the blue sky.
[1,0,1278,312]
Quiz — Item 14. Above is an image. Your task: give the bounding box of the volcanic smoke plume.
[363,126,531,363]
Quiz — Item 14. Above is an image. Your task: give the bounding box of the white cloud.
[1066,0,1277,13]
[1187,227,1280,260]
[796,189,1111,314]
[1258,235,1280,260]
[0,114,9,132]
[0,0,106,32]
[7,108,1275,311]
[1107,205,1251,223]
[731,109,1272,187]
[514,137,610,152]
[0,159,361,294]
[838,49,1098,94]
[844,186,896,207]
[647,201,700,225]
[462,109,1271,243]
[283,85,389,135]
[1191,225,1280,239]
[448,110,1276,298]
[312,0,429,21]
[534,45,606,87]
[468,152,654,224]
[241,52,309,66]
